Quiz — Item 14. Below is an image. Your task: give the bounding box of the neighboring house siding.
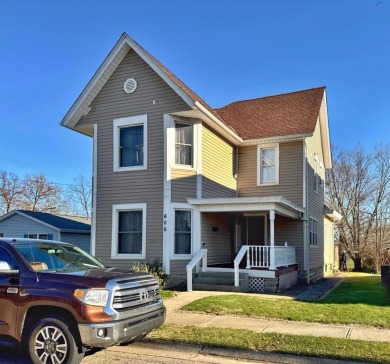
[0,215,59,240]
[77,49,190,268]
[60,233,91,253]
[171,168,197,202]
[306,120,325,279]
[202,125,236,198]
[201,212,231,265]
[324,218,335,276]
[237,141,303,207]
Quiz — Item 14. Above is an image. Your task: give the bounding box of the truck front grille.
[111,277,161,312]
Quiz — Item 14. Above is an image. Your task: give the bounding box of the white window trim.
[309,217,318,248]
[257,143,279,186]
[170,117,200,171]
[111,203,147,259]
[171,203,193,260]
[113,114,147,172]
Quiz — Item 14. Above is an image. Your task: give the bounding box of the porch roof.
[187,196,303,219]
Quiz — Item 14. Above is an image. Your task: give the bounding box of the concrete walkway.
[164,277,390,343]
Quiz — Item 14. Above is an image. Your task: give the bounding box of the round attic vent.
[124,78,137,94]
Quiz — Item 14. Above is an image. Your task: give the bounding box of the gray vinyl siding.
[201,213,231,264]
[274,216,304,269]
[60,233,90,253]
[306,120,325,272]
[171,169,197,202]
[170,260,190,276]
[77,49,190,268]
[0,215,59,240]
[237,141,304,207]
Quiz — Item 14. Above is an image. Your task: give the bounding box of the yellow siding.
[202,125,236,198]
[171,168,197,202]
[306,119,325,273]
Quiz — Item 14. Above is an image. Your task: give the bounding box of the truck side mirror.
[0,261,19,276]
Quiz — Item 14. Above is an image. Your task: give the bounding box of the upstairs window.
[175,123,192,166]
[113,115,147,171]
[120,125,144,167]
[257,144,279,185]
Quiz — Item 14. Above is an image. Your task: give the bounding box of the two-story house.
[61,33,332,293]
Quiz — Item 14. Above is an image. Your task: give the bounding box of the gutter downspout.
[303,140,310,284]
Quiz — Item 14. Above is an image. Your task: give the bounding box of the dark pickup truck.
[0,238,166,364]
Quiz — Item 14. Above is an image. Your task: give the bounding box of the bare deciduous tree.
[0,171,24,214]
[21,173,62,212]
[66,175,92,218]
[327,145,390,271]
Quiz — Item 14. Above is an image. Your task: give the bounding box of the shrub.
[131,259,166,287]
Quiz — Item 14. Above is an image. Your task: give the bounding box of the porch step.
[192,283,243,292]
[193,272,249,292]
[197,271,247,279]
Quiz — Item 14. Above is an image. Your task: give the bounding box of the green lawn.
[161,290,175,300]
[149,325,390,363]
[183,274,390,327]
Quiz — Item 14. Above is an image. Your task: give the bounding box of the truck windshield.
[14,242,105,271]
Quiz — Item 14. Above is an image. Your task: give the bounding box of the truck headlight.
[74,289,109,307]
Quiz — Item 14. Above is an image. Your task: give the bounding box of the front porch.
[186,196,304,293]
[186,245,298,292]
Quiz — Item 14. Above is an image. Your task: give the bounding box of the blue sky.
[0,0,389,185]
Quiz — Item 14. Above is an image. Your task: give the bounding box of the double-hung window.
[175,123,192,166]
[257,144,279,185]
[113,115,147,171]
[112,203,146,258]
[309,218,318,246]
[174,210,192,255]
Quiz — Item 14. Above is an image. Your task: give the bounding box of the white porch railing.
[234,243,296,286]
[186,249,207,291]
[275,243,296,267]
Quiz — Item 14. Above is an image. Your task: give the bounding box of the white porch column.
[269,209,275,270]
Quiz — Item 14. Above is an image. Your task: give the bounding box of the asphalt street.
[0,340,368,364]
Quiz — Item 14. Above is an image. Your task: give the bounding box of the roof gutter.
[194,101,243,145]
[242,133,312,146]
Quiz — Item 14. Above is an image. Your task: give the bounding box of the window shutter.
[48,234,54,240]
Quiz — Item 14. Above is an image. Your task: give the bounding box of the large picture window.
[174,210,192,255]
[175,123,192,166]
[113,115,147,171]
[112,203,146,258]
[257,144,279,185]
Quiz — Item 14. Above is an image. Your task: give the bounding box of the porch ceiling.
[187,196,303,219]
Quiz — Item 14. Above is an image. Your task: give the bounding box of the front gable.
[77,48,191,128]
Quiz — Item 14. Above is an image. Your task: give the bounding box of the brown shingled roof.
[130,37,229,127]
[214,87,325,140]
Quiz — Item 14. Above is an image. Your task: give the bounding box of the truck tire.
[28,317,84,364]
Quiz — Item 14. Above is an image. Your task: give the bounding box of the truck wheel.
[28,317,84,364]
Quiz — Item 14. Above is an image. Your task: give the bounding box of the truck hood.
[38,267,155,289]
